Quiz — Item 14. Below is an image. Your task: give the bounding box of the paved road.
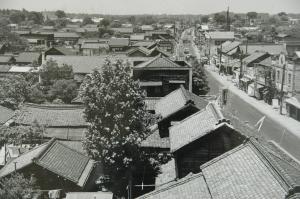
[183,27,300,161]
[206,71,300,161]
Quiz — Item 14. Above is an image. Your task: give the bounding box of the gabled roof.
[0,105,14,124]
[148,47,171,57]
[54,32,80,38]
[127,46,151,56]
[207,31,234,40]
[243,51,270,65]
[220,41,241,54]
[200,139,290,199]
[46,47,77,56]
[15,103,86,127]
[240,44,287,56]
[0,55,14,63]
[169,103,228,152]
[0,139,96,187]
[108,38,129,47]
[137,172,211,199]
[15,52,41,63]
[140,125,170,149]
[111,27,133,34]
[134,55,189,69]
[138,138,299,199]
[155,86,208,119]
[81,43,109,49]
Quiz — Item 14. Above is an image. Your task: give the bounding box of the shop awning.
[139,81,162,87]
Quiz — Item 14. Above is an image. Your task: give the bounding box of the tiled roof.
[15,52,41,63]
[81,43,109,49]
[0,105,14,124]
[137,172,211,199]
[243,51,269,65]
[134,55,189,69]
[48,47,78,55]
[46,55,106,74]
[108,38,130,47]
[221,41,241,54]
[0,55,13,63]
[140,126,170,149]
[0,65,12,72]
[155,86,208,119]
[36,141,91,183]
[130,34,145,40]
[0,141,50,178]
[144,97,161,111]
[208,31,234,40]
[111,27,133,34]
[47,55,149,74]
[66,192,113,199]
[0,139,95,187]
[240,44,287,55]
[169,103,226,152]
[132,41,156,48]
[201,141,288,199]
[15,103,86,127]
[127,46,150,56]
[155,159,176,186]
[54,32,80,38]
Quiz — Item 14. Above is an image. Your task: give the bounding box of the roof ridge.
[23,103,85,110]
[138,172,206,199]
[249,138,299,189]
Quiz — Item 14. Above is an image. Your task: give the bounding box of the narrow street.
[184,27,300,161]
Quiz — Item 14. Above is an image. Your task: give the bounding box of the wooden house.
[133,55,192,97]
[170,103,244,178]
[136,138,300,199]
[108,38,130,52]
[15,52,42,65]
[0,138,103,195]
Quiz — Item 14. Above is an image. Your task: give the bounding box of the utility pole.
[239,50,244,88]
[279,53,286,115]
[219,44,222,75]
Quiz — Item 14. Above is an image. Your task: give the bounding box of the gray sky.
[1,0,300,15]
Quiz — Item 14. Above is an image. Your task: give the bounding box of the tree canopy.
[55,10,66,18]
[82,16,94,26]
[192,60,210,95]
[80,59,158,196]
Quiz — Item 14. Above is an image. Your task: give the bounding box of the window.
[277,70,280,82]
[288,73,292,85]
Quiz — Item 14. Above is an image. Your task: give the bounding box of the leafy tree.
[44,19,55,26]
[201,15,209,23]
[48,79,78,103]
[100,18,110,28]
[9,12,25,24]
[82,16,94,26]
[40,60,74,86]
[27,11,44,24]
[54,18,68,28]
[247,12,258,20]
[214,13,226,24]
[80,59,158,196]
[28,84,46,104]
[0,173,37,199]
[192,60,210,95]
[0,75,31,109]
[0,25,28,52]
[0,120,45,147]
[55,10,66,18]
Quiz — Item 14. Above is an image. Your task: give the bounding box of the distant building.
[133,55,192,97]
[108,38,130,52]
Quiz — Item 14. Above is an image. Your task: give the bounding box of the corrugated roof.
[111,27,133,34]
[130,34,145,40]
[15,103,86,127]
[132,41,156,48]
[155,159,176,186]
[144,97,161,111]
[54,32,80,38]
[221,41,241,54]
[0,55,13,63]
[66,192,113,199]
[81,43,109,49]
[169,103,226,152]
[127,46,151,56]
